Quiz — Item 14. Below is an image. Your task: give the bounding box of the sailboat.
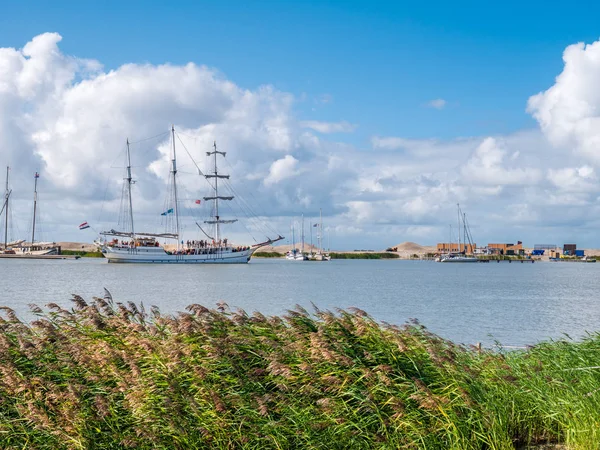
[1,168,60,256]
[285,216,309,261]
[439,204,478,263]
[310,208,330,261]
[285,221,298,260]
[97,126,283,263]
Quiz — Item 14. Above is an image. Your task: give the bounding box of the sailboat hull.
[439,256,478,263]
[101,246,255,264]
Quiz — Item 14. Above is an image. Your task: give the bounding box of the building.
[436,243,476,254]
[563,244,576,256]
[534,244,557,251]
[487,242,524,256]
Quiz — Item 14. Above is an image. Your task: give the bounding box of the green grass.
[253,251,284,258]
[330,252,400,259]
[0,295,599,448]
[60,250,105,258]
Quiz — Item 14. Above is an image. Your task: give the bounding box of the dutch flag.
[79,222,90,230]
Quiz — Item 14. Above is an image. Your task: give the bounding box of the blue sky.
[2,1,600,248]
[3,0,598,142]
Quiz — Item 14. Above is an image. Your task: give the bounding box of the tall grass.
[0,293,597,448]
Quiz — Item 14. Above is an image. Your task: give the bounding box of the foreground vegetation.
[253,251,284,258]
[0,295,599,449]
[60,249,104,258]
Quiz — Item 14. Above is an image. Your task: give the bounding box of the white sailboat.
[1,168,60,256]
[97,126,283,263]
[310,208,330,261]
[285,216,308,261]
[439,204,478,263]
[285,222,298,260]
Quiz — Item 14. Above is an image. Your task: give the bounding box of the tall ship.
[97,126,283,263]
[1,168,61,256]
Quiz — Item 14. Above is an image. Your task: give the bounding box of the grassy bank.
[60,249,104,258]
[0,296,599,449]
[253,251,284,258]
[330,252,400,259]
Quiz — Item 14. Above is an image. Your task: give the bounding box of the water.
[2,258,599,347]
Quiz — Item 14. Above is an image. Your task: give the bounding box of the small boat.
[1,169,61,256]
[308,208,330,261]
[437,204,478,263]
[285,215,309,261]
[439,253,478,263]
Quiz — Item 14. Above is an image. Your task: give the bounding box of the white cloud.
[3,33,600,249]
[426,98,446,109]
[300,120,356,133]
[461,137,542,186]
[264,155,299,186]
[527,40,600,164]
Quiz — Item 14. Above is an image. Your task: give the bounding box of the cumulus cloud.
[527,40,600,163]
[2,33,600,249]
[264,155,299,185]
[461,137,542,186]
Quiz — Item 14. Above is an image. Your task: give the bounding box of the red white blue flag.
[79,222,90,230]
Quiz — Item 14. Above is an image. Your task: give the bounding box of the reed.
[0,294,597,448]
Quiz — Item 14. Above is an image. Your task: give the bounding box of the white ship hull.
[310,252,330,261]
[14,246,60,256]
[102,245,255,264]
[439,256,478,263]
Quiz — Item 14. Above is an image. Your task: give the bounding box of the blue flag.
[161,208,174,216]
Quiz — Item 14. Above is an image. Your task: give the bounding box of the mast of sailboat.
[457,203,461,253]
[301,214,305,254]
[213,142,219,243]
[170,126,180,251]
[319,208,323,253]
[310,220,313,255]
[4,166,8,249]
[126,139,135,239]
[31,172,39,245]
[463,212,467,254]
[291,221,295,252]
[203,141,236,247]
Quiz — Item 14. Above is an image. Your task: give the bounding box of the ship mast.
[126,139,135,238]
[3,167,9,249]
[204,141,236,246]
[31,172,39,245]
[319,208,323,253]
[171,126,180,250]
[457,203,461,253]
[301,213,305,254]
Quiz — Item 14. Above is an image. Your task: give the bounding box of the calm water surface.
[1,258,598,347]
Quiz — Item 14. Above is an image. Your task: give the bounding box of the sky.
[1,0,600,249]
